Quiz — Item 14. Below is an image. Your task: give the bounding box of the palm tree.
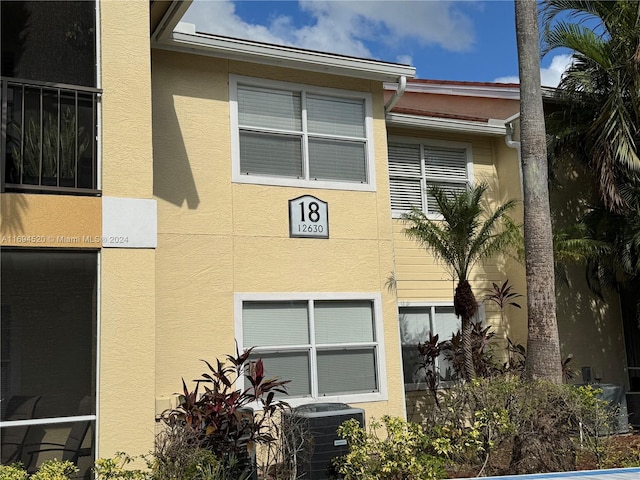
[542,0,640,212]
[402,182,518,381]
[516,0,563,383]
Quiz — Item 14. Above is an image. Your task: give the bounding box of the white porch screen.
[241,299,379,398]
[237,84,369,184]
[388,141,470,214]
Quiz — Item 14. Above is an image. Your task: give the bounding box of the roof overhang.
[150,2,415,82]
[386,112,508,136]
[154,28,415,82]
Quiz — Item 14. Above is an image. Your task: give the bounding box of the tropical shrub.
[159,347,289,477]
[334,416,446,480]
[420,377,619,475]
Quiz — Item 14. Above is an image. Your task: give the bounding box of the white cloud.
[493,54,573,87]
[396,54,413,66]
[540,54,573,87]
[181,0,475,60]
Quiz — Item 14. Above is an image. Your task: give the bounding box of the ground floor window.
[399,304,485,389]
[236,294,385,402]
[0,250,97,479]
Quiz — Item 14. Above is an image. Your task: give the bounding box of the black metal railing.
[1,77,101,194]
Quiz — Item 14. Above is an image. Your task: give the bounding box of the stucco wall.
[0,193,101,247]
[152,49,405,421]
[98,0,156,459]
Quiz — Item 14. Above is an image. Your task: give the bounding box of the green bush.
[0,460,79,480]
[334,415,445,480]
[0,463,29,480]
[420,377,619,475]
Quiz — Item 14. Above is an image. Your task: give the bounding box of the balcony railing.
[1,77,101,194]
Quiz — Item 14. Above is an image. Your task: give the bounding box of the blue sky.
[181,0,572,87]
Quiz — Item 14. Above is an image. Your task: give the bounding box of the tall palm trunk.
[455,279,477,381]
[515,0,562,383]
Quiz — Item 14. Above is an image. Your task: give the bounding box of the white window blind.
[314,300,374,344]
[317,348,377,394]
[307,95,365,137]
[243,301,309,347]
[238,86,301,131]
[388,141,470,215]
[239,132,303,177]
[241,298,379,398]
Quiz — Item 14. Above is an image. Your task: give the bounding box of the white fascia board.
[384,81,520,100]
[151,0,193,42]
[386,112,507,136]
[155,31,416,82]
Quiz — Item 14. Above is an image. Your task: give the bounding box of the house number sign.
[289,195,329,239]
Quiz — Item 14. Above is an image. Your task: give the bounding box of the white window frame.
[398,301,485,391]
[388,137,474,219]
[230,75,376,191]
[234,292,387,406]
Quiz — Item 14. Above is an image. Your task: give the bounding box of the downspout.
[385,75,407,113]
[504,112,523,195]
[384,74,407,421]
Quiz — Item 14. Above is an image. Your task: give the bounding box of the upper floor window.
[388,138,473,217]
[235,293,386,403]
[230,76,376,191]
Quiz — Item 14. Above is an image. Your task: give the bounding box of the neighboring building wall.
[550,161,628,388]
[98,0,156,459]
[151,49,406,422]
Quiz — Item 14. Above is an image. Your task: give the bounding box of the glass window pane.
[434,306,460,381]
[308,138,366,183]
[424,146,467,180]
[307,96,365,137]
[0,251,97,420]
[240,131,303,178]
[314,300,374,344]
[248,351,311,397]
[243,301,309,347]
[433,306,459,339]
[238,87,301,131]
[317,349,377,395]
[399,308,430,385]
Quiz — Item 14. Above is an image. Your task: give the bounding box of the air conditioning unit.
[282,403,365,480]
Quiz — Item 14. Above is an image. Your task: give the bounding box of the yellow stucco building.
[0,1,633,478]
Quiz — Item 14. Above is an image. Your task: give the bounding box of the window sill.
[233,174,376,192]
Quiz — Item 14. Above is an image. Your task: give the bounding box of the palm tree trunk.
[454,279,477,381]
[460,316,475,381]
[515,0,562,383]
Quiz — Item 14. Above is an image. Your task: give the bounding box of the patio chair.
[1,395,42,465]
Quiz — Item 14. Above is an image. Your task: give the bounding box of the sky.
[180,0,573,87]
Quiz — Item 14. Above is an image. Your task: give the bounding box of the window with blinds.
[398,304,485,389]
[388,140,471,215]
[241,299,379,398]
[232,76,373,189]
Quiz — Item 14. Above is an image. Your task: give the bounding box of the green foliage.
[0,463,29,480]
[28,460,78,480]
[334,416,445,480]
[402,183,519,283]
[417,377,622,475]
[160,347,289,477]
[94,452,150,480]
